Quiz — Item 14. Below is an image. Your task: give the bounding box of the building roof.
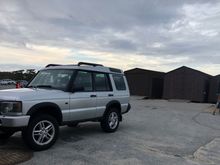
[125,68,165,74]
[166,66,211,77]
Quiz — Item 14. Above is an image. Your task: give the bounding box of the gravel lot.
[1,96,220,165]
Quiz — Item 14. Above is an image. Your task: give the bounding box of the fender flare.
[27,102,63,124]
[103,100,122,120]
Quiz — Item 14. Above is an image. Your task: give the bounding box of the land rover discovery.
[0,62,130,151]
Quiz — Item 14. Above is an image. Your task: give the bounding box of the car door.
[69,70,97,121]
[94,72,114,117]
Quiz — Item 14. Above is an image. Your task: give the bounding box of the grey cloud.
[105,39,137,52]
[0,0,220,73]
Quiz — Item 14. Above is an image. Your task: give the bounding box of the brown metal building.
[163,66,211,102]
[125,68,165,98]
[208,75,220,103]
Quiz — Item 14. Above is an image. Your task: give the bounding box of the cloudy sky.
[0,0,220,75]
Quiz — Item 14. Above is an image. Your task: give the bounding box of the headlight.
[0,101,22,115]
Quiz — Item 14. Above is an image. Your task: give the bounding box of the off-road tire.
[100,108,120,133]
[22,114,59,151]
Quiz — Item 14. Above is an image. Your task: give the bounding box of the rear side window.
[113,74,126,91]
[74,71,93,91]
[94,73,111,91]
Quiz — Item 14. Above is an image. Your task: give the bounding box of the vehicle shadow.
[58,122,128,143]
[0,132,26,149]
[59,122,103,142]
[0,122,129,149]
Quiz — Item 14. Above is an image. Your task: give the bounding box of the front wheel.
[100,108,120,133]
[22,114,59,151]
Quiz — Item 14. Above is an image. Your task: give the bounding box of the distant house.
[208,75,220,103]
[163,66,211,102]
[125,68,165,98]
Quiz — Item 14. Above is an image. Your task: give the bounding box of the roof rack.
[45,64,62,68]
[78,62,103,67]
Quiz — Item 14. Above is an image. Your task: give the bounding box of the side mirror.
[72,86,84,92]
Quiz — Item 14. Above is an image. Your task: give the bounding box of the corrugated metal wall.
[208,75,220,103]
[125,66,219,103]
[125,68,165,98]
[163,66,211,102]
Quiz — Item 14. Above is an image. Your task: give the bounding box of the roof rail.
[109,67,122,73]
[78,62,103,67]
[45,64,62,68]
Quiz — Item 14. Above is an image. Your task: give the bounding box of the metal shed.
[208,75,220,103]
[163,66,211,102]
[125,68,165,98]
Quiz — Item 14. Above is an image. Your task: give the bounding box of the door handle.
[108,94,114,97]
[90,95,97,98]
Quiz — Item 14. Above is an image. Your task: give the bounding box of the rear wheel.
[22,114,59,151]
[100,108,120,133]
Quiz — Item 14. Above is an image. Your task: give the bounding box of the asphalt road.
[1,97,220,165]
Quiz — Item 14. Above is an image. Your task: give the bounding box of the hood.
[0,88,68,101]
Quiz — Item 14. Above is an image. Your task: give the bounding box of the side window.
[113,74,126,91]
[94,73,111,91]
[74,71,93,92]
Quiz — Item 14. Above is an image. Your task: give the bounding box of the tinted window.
[113,74,126,91]
[74,71,92,91]
[94,73,111,91]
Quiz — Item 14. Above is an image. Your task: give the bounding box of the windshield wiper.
[36,85,53,88]
[27,85,53,89]
[26,85,35,88]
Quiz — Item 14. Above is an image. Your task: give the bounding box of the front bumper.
[0,115,30,127]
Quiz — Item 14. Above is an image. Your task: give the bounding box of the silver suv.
[0,62,130,151]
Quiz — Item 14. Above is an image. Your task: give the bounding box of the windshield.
[28,69,74,90]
